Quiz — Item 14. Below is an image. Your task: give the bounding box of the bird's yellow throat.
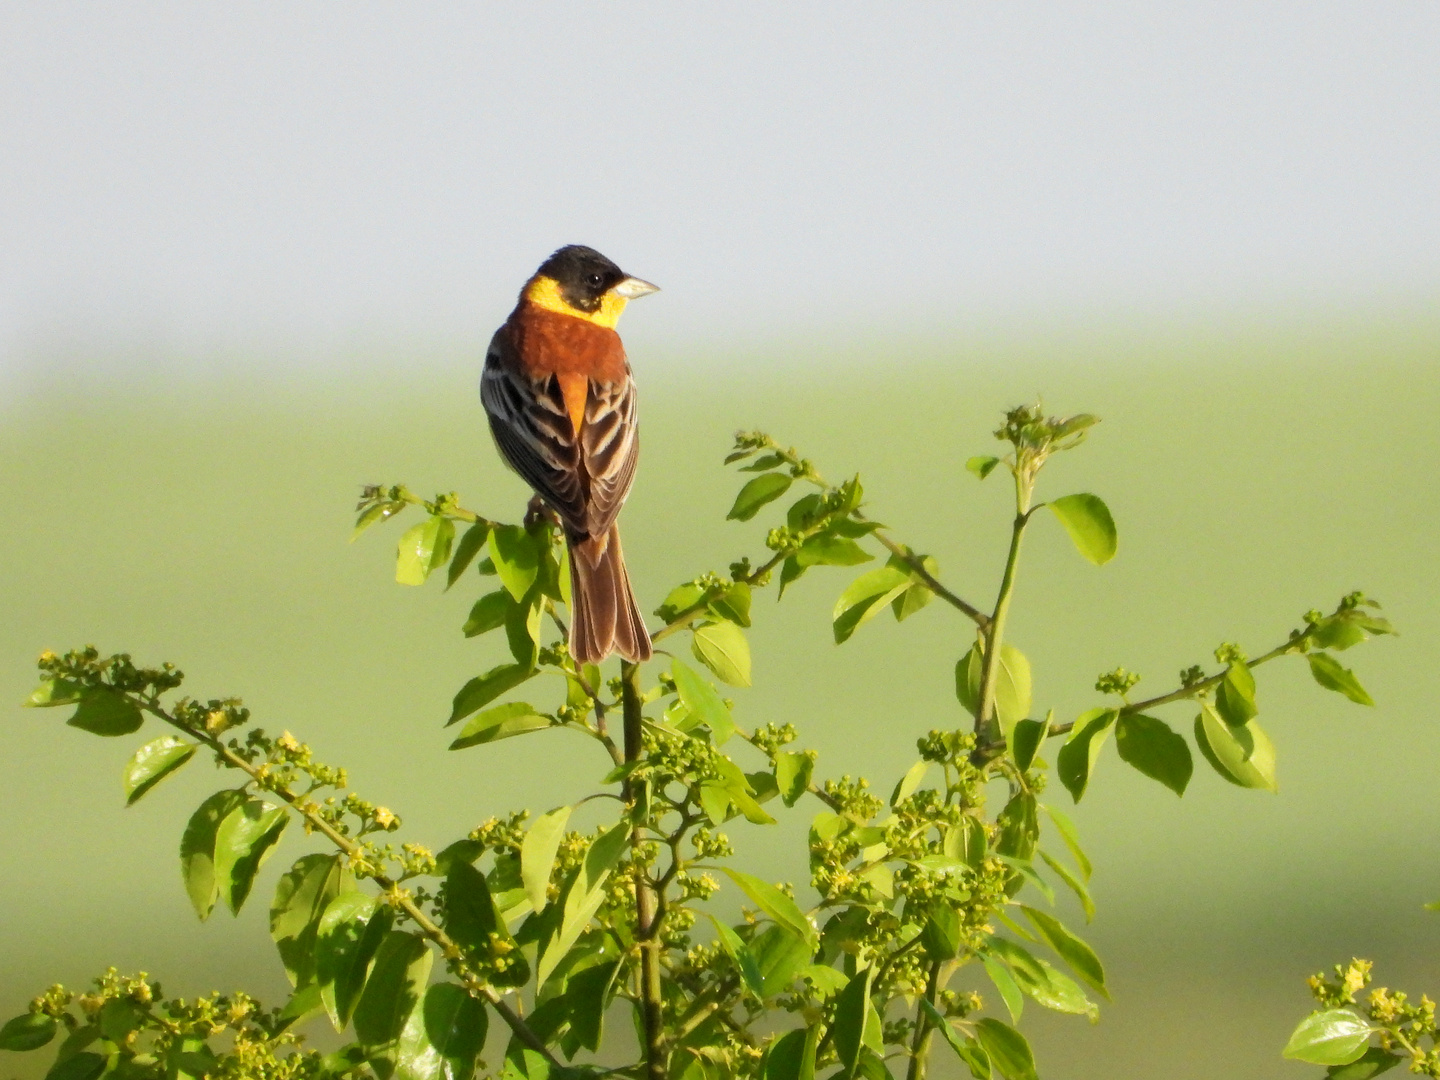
[524,276,628,329]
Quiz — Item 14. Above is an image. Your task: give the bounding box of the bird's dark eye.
[587,272,604,287]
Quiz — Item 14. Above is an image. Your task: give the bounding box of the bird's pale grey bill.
[612,277,660,299]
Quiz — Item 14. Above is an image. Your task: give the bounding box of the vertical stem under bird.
[622,660,667,1080]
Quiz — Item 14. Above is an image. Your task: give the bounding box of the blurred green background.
[3,308,1437,1078]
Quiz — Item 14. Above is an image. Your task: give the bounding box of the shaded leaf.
[1327,1047,1402,1079]
[1047,493,1117,565]
[775,752,814,807]
[966,456,1001,480]
[354,932,433,1070]
[1021,906,1107,996]
[180,789,249,920]
[564,961,620,1053]
[708,915,764,999]
[24,678,85,708]
[0,1012,57,1051]
[1010,718,1046,772]
[794,535,872,568]
[1215,661,1258,726]
[1040,850,1095,922]
[462,591,511,638]
[446,523,490,590]
[764,1026,818,1080]
[444,862,527,988]
[954,643,1032,744]
[66,689,142,737]
[1114,714,1192,796]
[974,1018,1037,1080]
[395,982,486,1080]
[213,800,290,915]
[270,854,346,988]
[1045,805,1091,880]
[921,1000,989,1079]
[317,892,394,1030]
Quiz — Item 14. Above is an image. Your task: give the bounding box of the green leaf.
[1039,850,1095,922]
[395,982,486,1080]
[920,907,962,961]
[1214,661,1259,726]
[1045,805,1091,880]
[708,915,764,999]
[989,939,1096,1019]
[462,590,511,638]
[450,702,552,750]
[832,969,881,1076]
[966,455,1001,480]
[1047,493,1117,565]
[1010,718,1046,772]
[1021,906,1107,996]
[446,523,490,590]
[1056,708,1116,802]
[521,806,572,913]
[1282,1009,1373,1066]
[396,516,454,586]
[775,752,814,806]
[710,580,753,627]
[46,1051,106,1080]
[738,452,786,472]
[974,1018,1037,1080]
[920,1000,990,1079]
[1308,652,1376,706]
[995,792,1038,860]
[489,525,541,602]
[729,473,793,521]
[317,892,394,1030]
[444,861,527,987]
[537,822,630,987]
[213,799,290,915]
[890,760,929,807]
[832,566,911,643]
[66,689,143,737]
[672,658,737,744]
[564,961,620,1053]
[448,663,537,725]
[721,869,817,948]
[24,678,85,708]
[793,535,873,568]
[180,789,248,920]
[764,1026,818,1080]
[505,590,542,668]
[752,924,813,998]
[954,642,1032,744]
[354,931,433,1070]
[692,621,752,687]
[122,736,196,805]
[1326,1047,1402,1079]
[1114,714,1192,796]
[270,854,346,988]
[1194,704,1278,791]
[0,1012,57,1051]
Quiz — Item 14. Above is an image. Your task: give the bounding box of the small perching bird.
[480,245,658,664]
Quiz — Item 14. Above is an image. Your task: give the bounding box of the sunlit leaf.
[537,821,630,987]
[890,760,929,807]
[396,516,454,587]
[728,473,793,521]
[954,642,1032,744]
[966,456,1001,480]
[488,525,541,602]
[832,566,911,643]
[1282,1009,1373,1066]
[720,869,817,948]
[692,621,752,687]
[707,914,764,999]
[521,806,572,913]
[354,931,433,1070]
[449,702,552,750]
[1308,652,1375,706]
[1194,703,1278,792]
[270,853,346,988]
[123,736,196,805]
[447,664,537,726]
[974,1017,1037,1080]
[1056,708,1116,802]
[672,658,737,744]
[793,535,873,568]
[775,752,814,807]
[1020,906,1107,996]
[24,678,85,708]
[921,1000,990,1079]
[1047,493,1117,566]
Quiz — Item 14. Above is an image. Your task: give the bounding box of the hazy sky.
[2,4,1437,375]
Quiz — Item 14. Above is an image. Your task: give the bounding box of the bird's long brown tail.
[568,524,653,665]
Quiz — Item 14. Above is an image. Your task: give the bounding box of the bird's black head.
[534,245,629,314]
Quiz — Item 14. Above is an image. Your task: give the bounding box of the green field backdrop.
[3,308,1438,1079]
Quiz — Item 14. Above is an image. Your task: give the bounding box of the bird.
[480,245,658,665]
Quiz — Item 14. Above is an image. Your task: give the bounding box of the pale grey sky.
[2,4,1437,377]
